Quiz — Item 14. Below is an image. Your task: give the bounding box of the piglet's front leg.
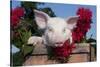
[27,36,43,46]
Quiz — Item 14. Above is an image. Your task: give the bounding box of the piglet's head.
[34,10,78,47]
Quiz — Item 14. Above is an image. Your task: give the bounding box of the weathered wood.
[68,54,89,63]
[23,43,94,65]
[23,55,58,65]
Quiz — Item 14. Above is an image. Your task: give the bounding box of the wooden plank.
[68,54,89,63]
[23,55,58,65]
[23,43,91,65]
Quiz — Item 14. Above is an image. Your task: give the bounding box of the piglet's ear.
[66,16,79,30]
[34,10,50,29]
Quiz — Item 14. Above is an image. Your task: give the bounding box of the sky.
[11,1,96,39]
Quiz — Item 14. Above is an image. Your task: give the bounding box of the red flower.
[12,7,24,17]
[11,7,24,27]
[52,40,75,58]
[11,15,20,27]
[77,8,92,20]
[72,7,92,43]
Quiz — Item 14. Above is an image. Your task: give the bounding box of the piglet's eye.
[49,28,53,32]
[48,28,54,32]
[63,28,66,33]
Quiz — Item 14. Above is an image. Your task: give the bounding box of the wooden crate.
[23,43,92,65]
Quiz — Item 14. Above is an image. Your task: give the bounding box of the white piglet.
[28,10,78,47]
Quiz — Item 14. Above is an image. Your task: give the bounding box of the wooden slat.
[23,43,91,65]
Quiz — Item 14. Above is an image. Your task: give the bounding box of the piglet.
[28,10,78,47]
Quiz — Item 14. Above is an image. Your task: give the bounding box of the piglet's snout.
[52,33,65,43]
[53,34,64,46]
